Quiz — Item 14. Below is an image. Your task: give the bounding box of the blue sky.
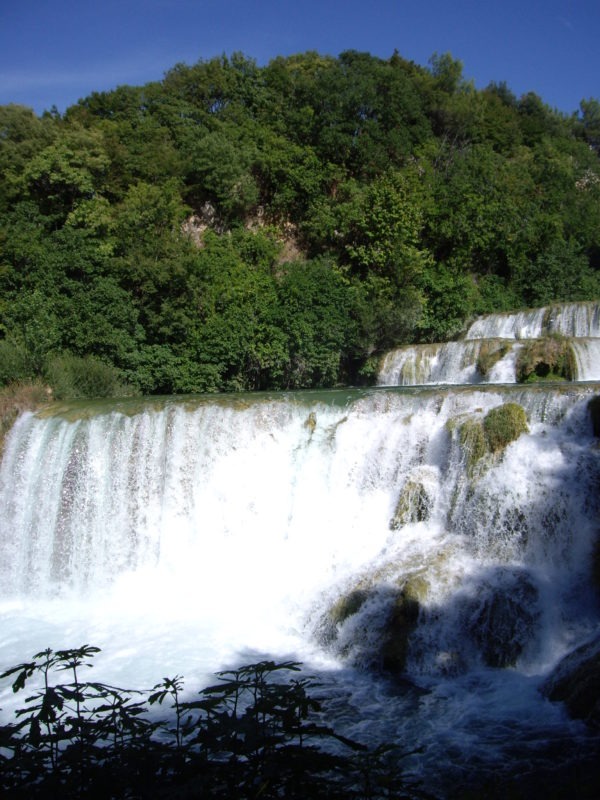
[0,0,598,116]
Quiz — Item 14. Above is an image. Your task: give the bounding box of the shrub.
[45,353,129,399]
[0,381,50,452]
[0,338,35,386]
[0,645,421,799]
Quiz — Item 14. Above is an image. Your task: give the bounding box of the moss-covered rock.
[476,340,512,377]
[317,584,370,648]
[329,588,369,626]
[459,417,488,477]
[389,477,433,529]
[304,411,317,433]
[483,402,529,453]
[516,335,576,383]
[321,575,426,674]
[454,402,528,476]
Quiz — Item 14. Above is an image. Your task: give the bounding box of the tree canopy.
[1,50,599,396]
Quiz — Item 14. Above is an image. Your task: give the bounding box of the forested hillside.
[1,50,599,396]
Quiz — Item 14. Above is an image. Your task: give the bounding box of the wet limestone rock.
[588,396,600,437]
[454,402,529,478]
[475,340,512,377]
[541,636,600,728]
[516,335,576,382]
[329,588,369,627]
[304,411,317,434]
[458,416,488,477]
[321,575,426,674]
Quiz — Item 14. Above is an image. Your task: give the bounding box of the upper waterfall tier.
[465,301,600,340]
[378,301,600,386]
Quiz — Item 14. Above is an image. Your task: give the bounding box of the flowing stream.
[2,311,600,795]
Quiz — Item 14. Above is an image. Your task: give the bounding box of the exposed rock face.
[458,416,488,478]
[541,636,600,728]
[181,203,222,244]
[476,340,512,377]
[451,402,529,481]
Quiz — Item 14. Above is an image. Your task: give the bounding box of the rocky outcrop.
[389,472,434,529]
[515,335,576,382]
[482,402,529,453]
[541,636,600,728]
[475,340,512,377]
[454,402,529,478]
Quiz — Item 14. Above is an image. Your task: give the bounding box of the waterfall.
[378,301,600,386]
[572,338,600,381]
[545,302,600,338]
[377,342,482,386]
[465,307,547,340]
[465,301,600,340]
[1,384,600,790]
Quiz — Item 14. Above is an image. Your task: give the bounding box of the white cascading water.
[1,381,600,791]
[465,301,600,340]
[377,341,482,386]
[465,307,548,340]
[572,338,600,381]
[378,301,600,386]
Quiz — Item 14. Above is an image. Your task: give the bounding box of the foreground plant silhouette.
[0,646,426,799]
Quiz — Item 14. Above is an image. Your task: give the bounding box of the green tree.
[578,98,600,152]
[0,104,56,211]
[20,126,109,221]
[274,259,358,388]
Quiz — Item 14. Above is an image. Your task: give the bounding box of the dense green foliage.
[1,50,599,395]
[0,646,422,799]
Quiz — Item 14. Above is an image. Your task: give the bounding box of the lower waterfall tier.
[1,385,599,793]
